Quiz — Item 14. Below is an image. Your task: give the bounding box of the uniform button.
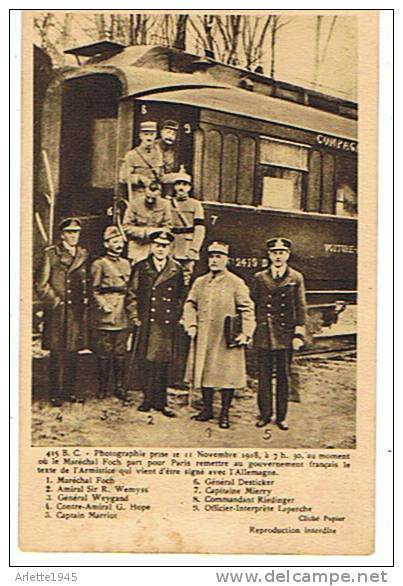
[281,303,285,307]
[281,322,285,326]
[151,308,156,312]
[152,287,156,291]
[280,313,284,317]
[267,313,271,317]
[151,297,156,301]
[168,287,172,291]
[67,289,71,293]
[150,318,155,323]
[281,293,285,297]
[166,309,171,313]
[165,320,170,324]
[266,304,271,308]
[68,301,72,305]
[60,301,64,306]
[166,298,171,302]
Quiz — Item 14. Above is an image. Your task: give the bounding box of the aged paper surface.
[19,10,378,554]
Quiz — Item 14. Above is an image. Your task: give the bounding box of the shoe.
[219,414,230,429]
[137,403,152,412]
[277,421,289,431]
[66,394,84,404]
[171,382,189,391]
[50,398,63,407]
[256,418,271,428]
[114,387,127,401]
[97,391,106,400]
[160,407,176,418]
[192,408,213,422]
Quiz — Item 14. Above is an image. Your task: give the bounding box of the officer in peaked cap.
[119,119,164,202]
[168,167,206,388]
[36,217,89,407]
[125,226,185,417]
[156,119,181,196]
[251,236,307,431]
[90,225,131,403]
[182,240,256,429]
[170,166,206,282]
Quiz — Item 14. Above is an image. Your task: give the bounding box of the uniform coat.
[36,244,89,352]
[122,196,172,263]
[119,144,164,201]
[125,256,185,363]
[182,270,256,389]
[252,266,307,350]
[90,254,131,331]
[170,196,206,261]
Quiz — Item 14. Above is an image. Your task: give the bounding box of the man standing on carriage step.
[36,218,89,407]
[90,225,131,403]
[169,166,206,388]
[182,241,256,429]
[119,120,164,202]
[122,180,172,264]
[125,229,185,417]
[155,119,181,197]
[251,237,307,431]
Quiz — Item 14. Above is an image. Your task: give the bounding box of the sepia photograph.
[30,10,358,449]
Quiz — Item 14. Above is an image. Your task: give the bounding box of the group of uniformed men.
[36,119,307,432]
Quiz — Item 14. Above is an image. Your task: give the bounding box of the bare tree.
[312,15,338,88]
[269,15,293,79]
[174,14,189,50]
[241,15,272,70]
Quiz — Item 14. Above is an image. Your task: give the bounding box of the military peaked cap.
[149,229,175,245]
[58,217,82,232]
[208,241,230,256]
[140,120,158,132]
[161,119,179,131]
[266,237,292,251]
[103,225,123,242]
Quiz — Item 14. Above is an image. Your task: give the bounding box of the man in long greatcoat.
[125,229,185,416]
[36,217,89,406]
[182,241,256,429]
[251,237,307,430]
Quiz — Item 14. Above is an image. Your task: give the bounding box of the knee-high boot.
[193,388,214,421]
[219,389,234,429]
[113,355,128,402]
[97,357,110,399]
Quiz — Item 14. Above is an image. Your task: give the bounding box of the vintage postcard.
[19,9,378,554]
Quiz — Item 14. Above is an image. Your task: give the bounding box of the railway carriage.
[34,42,358,340]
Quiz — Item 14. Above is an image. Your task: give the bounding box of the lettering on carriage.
[316,134,358,153]
[324,244,357,254]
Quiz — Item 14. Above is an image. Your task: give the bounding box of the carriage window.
[259,138,309,210]
[90,118,117,188]
[335,155,357,217]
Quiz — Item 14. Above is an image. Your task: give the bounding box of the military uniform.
[119,144,164,202]
[36,219,89,404]
[252,244,307,426]
[125,234,185,412]
[90,227,131,399]
[171,197,205,263]
[122,195,172,263]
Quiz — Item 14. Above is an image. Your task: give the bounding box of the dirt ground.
[31,352,356,449]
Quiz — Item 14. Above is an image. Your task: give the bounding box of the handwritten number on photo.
[263,429,272,441]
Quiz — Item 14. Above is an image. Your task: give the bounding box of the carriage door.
[59,74,122,218]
